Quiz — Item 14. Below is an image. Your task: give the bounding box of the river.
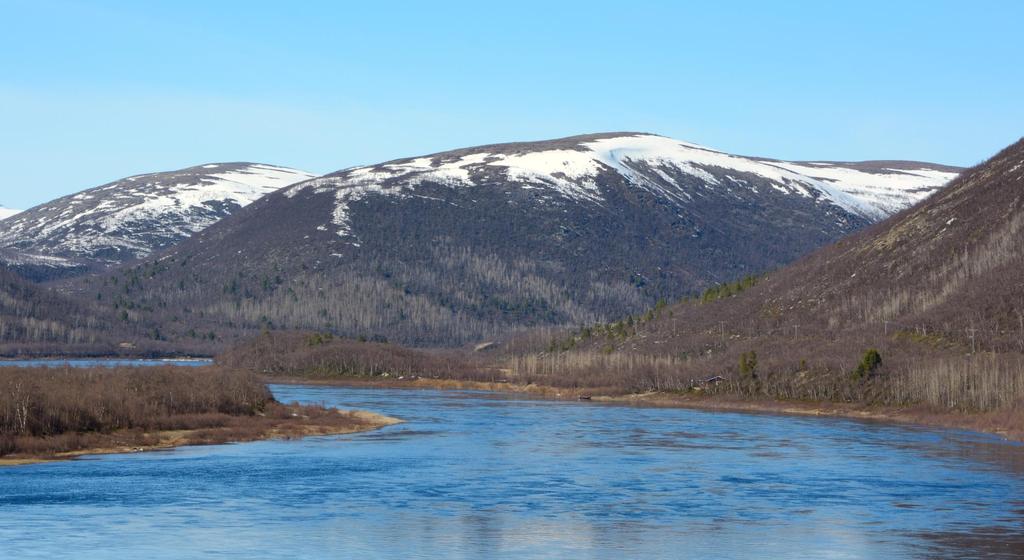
[1,384,1022,559]
[0,358,213,368]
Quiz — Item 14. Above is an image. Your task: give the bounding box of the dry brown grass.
[218,331,498,381]
[507,346,1024,409]
[0,365,399,462]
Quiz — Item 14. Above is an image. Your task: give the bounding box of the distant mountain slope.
[702,137,1024,341]
[0,163,314,278]
[299,133,956,240]
[538,136,1024,408]
[77,132,959,349]
[759,159,961,218]
[0,263,113,355]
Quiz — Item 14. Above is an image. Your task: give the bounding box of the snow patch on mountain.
[0,163,315,264]
[487,150,606,202]
[765,161,956,217]
[286,133,958,240]
[0,207,20,221]
[583,135,879,216]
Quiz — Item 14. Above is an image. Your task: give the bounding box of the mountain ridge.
[295,132,958,238]
[0,162,315,279]
[71,132,960,349]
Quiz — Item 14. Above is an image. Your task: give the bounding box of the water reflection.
[1,358,213,368]
[0,385,1022,559]
[914,526,1024,559]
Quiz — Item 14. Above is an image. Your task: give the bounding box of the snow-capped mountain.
[0,163,315,275]
[84,132,959,347]
[0,206,20,221]
[759,159,959,219]
[293,133,957,241]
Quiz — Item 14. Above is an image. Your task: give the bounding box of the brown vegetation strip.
[0,366,400,465]
[226,332,1024,442]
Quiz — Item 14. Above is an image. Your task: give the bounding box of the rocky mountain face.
[73,132,959,350]
[0,163,314,280]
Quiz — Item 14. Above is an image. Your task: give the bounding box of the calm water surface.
[1,358,213,368]
[1,384,1023,559]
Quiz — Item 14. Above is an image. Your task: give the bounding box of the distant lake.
[0,358,213,368]
[1,385,1022,559]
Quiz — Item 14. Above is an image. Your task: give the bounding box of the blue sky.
[2,0,1022,209]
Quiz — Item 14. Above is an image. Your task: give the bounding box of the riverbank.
[266,375,1024,442]
[0,353,214,362]
[0,403,400,466]
[0,365,401,466]
[0,357,214,368]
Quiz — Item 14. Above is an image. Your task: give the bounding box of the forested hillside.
[0,265,113,355]
[66,133,958,349]
[513,137,1024,414]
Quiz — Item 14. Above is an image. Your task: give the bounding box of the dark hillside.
[66,133,957,349]
[512,138,1024,413]
[725,137,1024,346]
[0,265,113,355]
